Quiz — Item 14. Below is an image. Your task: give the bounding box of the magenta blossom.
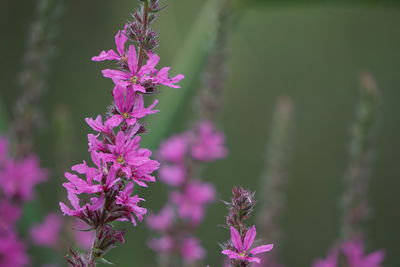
[313,240,385,267]
[30,213,62,247]
[115,183,147,226]
[0,155,48,201]
[107,85,159,128]
[191,121,227,161]
[181,237,206,262]
[158,133,189,163]
[100,131,159,185]
[0,230,29,267]
[159,164,186,187]
[102,45,184,93]
[60,191,104,217]
[148,236,174,253]
[222,226,273,264]
[92,30,128,62]
[171,180,215,224]
[146,205,174,231]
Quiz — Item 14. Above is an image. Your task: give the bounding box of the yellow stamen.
[122,112,130,119]
[130,76,138,84]
[117,155,125,164]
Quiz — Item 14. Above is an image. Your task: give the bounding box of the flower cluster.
[59,1,184,265]
[221,187,273,267]
[0,137,48,267]
[147,121,226,264]
[312,240,385,267]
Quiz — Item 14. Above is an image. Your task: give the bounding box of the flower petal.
[127,45,138,74]
[243,225,257,251]
[230,226,243,251]
[249,244,274,255]
[92,50,120,61]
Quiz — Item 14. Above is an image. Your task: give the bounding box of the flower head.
[222,226,273,264]
[312,240,385,267]
[30,213,62,247]
[92,30,128,62]
[101,45,184,93]
[191,121,227,161]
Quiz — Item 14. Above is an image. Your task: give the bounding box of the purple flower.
[30,213,62,247]
[181,237,206,262]
[0,201,21,229]
[158,133,189,163]
[100,131,159,185]
[146,205,174,231]
[107,85,159,128]
[171,180,215,224]
[0,155,48,201]
[148,236,174,253]
[115,183,147,226]
[85,115,113,134]
[102,45,184,92]
[222,226,273,264]
[92,30,128,62]
[0,230,29,267]
[191,121,227,162]
[59,191,104,217]
[159,164,186,187]
[313,240,385,267]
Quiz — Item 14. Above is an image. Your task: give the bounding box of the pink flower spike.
[222,225,273,264]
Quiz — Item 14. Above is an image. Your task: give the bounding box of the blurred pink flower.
[158,133,189,163]
[146,205,174,231]
[148,236,174,253]
[30,213,62,247]
[171,180,215,224]
[181,237,205,262]
[0,230,29,267]
[222,226,273,264]
[312,240,385,267]
[0,200,21,229]
[0,155,48,201]
[191,121,227,162]
[159,164,186,187]
[72,219,94,250]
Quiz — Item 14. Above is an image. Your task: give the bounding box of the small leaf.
[98,257,115,265]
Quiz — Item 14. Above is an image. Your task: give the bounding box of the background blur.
[1,0,400,266]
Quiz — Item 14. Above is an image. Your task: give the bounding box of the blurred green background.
[1,0,400,266]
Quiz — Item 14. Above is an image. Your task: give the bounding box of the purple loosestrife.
[59,1,184,266]
[146,121,226,266]
[311,74,384,267]
[254,97,294,267]
[30,213,63,247]
[221,187,273,267]
[0,137,48,267]
[312,240,384,267]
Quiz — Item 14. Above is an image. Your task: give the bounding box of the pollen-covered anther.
[130,76,138,84]
[117,155,125,164]
[122,112,130,119]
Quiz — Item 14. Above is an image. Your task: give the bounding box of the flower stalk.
[340,72,379,241]
[60,1,184,266]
